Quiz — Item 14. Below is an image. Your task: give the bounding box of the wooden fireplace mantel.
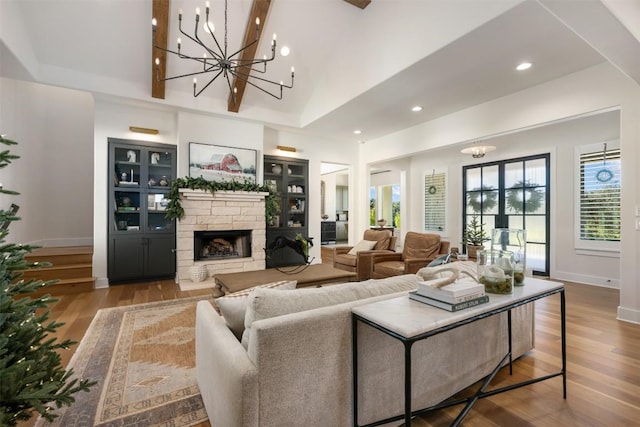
[179,189,269,202]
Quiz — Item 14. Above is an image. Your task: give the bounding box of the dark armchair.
[333,229,397,280]
[371,232,450,279]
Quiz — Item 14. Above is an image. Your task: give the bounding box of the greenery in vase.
[463,213,490,246]
[0,135,95,426]
[164,176,277,222]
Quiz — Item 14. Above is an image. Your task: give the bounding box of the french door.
[463,154,550,275]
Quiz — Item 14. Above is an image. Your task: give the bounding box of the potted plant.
[462,214,489,259]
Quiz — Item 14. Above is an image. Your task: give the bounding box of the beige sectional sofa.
[195,272,534,427]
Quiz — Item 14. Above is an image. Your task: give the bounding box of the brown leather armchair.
[333,229,397,280]
[371,232,450,279]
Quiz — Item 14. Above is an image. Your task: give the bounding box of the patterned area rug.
[36,296,214,427]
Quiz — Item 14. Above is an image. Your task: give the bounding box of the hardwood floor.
[21,280,640,426]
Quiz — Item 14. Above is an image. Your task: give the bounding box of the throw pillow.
[216,280,297,340]
[347,239,378,255]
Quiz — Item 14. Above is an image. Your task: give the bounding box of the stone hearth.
[176,189,268,291]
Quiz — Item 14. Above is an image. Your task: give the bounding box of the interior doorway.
[320,162,350,245]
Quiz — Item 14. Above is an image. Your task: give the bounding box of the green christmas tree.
[0,134,95,426]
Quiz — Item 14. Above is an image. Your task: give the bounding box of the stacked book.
[409,278,488,312]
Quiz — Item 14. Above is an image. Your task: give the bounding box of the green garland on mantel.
[164,176,277,221]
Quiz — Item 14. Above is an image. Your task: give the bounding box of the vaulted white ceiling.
[1,0,639,143]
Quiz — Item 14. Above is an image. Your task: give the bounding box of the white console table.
[352,278,566,426]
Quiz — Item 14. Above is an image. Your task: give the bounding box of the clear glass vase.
[491,228,526,286]
[477,249,515,294]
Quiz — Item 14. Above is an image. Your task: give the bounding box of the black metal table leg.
[561,288,567,399]
[404,341,413,426]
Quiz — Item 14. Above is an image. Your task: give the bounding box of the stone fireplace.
[176,189,268,291]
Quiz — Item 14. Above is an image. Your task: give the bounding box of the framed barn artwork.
[189,142,257,183]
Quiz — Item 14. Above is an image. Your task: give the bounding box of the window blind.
[424,173,445,231]
[579,148,620,242]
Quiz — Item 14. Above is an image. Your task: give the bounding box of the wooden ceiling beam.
[227,0,272,113]
[344,0,371,9]
[152,0,169,99]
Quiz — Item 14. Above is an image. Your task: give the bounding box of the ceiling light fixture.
[152,0,294,103]
[411,106,423,112]
[461,144,496,158]
[516,62,532,71]
[353,130,362,135]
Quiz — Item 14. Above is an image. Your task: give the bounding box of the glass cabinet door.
[146,192,172,232]
[114,147,141,187]
[114,190,140,232]
[147,150,173,189]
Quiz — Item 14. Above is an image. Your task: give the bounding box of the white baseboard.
[617,306,640,325]
[551,270,619,288]
[94,277,109,289]
[29,237,93,247]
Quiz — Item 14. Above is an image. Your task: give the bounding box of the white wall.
[0,78,93,246]
[358,63,640,323]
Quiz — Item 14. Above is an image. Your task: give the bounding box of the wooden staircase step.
[25,246,93,266]
[29,277,96,296]
[20,264,93,282]
[20,246,95,295]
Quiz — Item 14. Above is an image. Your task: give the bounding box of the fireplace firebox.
[194,230,252,261]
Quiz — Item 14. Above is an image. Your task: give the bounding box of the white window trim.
[574,139,620,254]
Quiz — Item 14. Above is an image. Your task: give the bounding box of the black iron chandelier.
[152,0,294,103]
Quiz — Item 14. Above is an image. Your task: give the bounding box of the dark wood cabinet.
[108,138,177,283]
[264,155,309,267]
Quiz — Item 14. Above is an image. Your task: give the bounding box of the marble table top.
[352,277,563,339]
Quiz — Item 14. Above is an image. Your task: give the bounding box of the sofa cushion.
[334,252,357,267]
[372,260,406,277]
[402,232,441,259]
[347,239,377,255]
[240,274,419,348]
[216,280,297,340]
[363,229,392,250]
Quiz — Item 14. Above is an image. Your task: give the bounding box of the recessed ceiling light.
[280,46,290,57]
[516,62,532,71]
[411,106,423,112]
[353,130,362,135]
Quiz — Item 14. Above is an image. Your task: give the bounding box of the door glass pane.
[527,243,546,271]
[483,165,499,189]
[483,190,499,215]
[507,215,524,230]
[505,161,524,188]
[525,158,547,186]
[525,216,546,243]
[466,168,481,190]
